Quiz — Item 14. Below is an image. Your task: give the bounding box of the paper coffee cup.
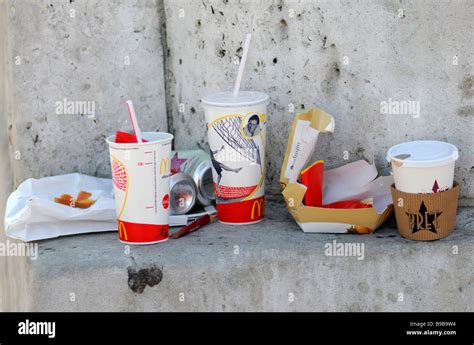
[202,91,269,224]
[106,132,173,245]
[386,140,458,194]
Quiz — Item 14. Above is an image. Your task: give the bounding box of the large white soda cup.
[106,132,173,244]
[386,140,459,194]
[202,91,269,224]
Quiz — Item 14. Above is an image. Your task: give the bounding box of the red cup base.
[216,196,264,224]
[117,219,169,245]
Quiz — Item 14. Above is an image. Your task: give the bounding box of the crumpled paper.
[5,173,117,242]
[323,160,394,213]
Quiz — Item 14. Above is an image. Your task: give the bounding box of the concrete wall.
[0,0,8,312]
[6,0,168,187]
[1,0,168,311]
[164,0,473,200]
[2,0,473,199]
[0,0,473,312]
[1,0,29,313]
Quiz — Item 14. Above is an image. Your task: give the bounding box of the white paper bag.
[4,173,117,242]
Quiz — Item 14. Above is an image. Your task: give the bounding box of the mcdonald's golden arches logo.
[159,158,170,175]
[119,221,128,240]
[251,199,264,220]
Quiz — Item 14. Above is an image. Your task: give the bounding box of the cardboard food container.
[279,108,393,234]
[391,183,459,241]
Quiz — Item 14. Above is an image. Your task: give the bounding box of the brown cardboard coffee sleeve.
[390,183,459,241]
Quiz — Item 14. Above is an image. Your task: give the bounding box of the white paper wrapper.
[322,160,394,213]
[4,173,117,242]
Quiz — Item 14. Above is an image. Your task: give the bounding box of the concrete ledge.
[12,196,474,311]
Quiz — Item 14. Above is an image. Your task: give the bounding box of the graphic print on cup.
[242,113,262,138]
[202,91,269,224]
[111,156,129,238]
[107,132,173,244]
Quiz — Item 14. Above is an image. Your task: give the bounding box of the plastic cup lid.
[386,140,459,166]
[201,91,269,107]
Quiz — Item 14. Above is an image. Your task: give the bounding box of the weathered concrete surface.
[5,197,472,312]
[2,0,474,312]
[163,0,474,201]
[6,0,168,187]
[0,0,9,312]
[0,0,26,313]
[2,0,168,312]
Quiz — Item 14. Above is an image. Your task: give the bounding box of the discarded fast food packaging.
[390,183,459,241]
[279,108,394,233]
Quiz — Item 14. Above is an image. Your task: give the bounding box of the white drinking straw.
[232,33,252,98]
[126,100,143,143]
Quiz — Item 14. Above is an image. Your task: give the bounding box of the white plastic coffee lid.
[386,140,459,167]
[201,91,269,107]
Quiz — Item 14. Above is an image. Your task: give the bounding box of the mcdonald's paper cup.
[202,91,269,224]
[106,132,173,245]
[386,140,459,194]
